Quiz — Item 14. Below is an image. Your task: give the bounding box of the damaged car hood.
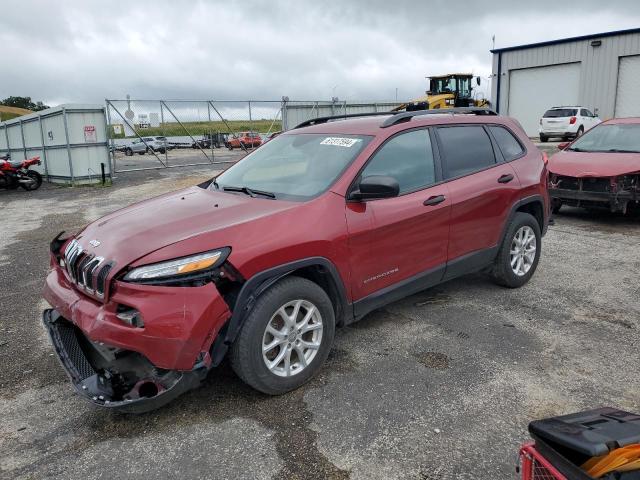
[73,186,298,269]
[549,151,640,177]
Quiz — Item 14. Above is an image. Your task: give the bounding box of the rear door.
[345,128,450,301]
[434,125,522,270]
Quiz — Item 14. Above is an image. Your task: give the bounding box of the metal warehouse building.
[490,28,640,136]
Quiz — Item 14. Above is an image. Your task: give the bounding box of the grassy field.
[0,105,33,121]
[110,119,281,138]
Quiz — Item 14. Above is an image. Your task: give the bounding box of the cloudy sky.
[2,0,640,106]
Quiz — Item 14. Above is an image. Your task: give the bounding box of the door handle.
[423,194,446,206]
[498,173,514,184]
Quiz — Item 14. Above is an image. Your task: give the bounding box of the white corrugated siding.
[491,31,640,133]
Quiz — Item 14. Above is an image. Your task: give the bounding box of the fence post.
[101,106,112,181]
[62,107,75,185]
[38,113,49,182]
[3,123,9,157]
[159,100,168,166]
[19,119,27,160]
[248,101,253,133]
[281,97,289,131]
[105,100,116,176]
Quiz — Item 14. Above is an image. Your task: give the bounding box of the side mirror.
[350,175,400,200]
[558,142,570,150]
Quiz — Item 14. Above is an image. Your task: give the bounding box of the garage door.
[615,55,640,117]
[507,63,581,136]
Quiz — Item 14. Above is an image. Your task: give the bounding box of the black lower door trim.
[352,265,445,321]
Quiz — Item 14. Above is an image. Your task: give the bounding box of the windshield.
[543,109,577,118]
[213,133,371,200]
[569,124,640,153]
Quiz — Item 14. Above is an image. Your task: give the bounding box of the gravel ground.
[1,156,639,480]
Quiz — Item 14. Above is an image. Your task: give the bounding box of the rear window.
[438,126,496,179]
[489,126,525,161]
[543,109,577,118]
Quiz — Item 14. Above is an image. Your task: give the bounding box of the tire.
[125,148,133,156]
[20,171,42,191]
[551,199,562,214]
[230,276,335,395]
[539,134,548,143]
[576,126,584,138]
[491,212,541,288]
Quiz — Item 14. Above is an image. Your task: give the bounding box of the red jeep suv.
[43,108,549,412]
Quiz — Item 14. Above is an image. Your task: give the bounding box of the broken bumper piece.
[43,309,207,413]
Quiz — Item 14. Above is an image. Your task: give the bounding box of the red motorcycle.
[0,153,43,191]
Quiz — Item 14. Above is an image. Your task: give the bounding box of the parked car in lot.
[226,131,262,150]
[124,136,170,155]
[539,106,601,142]
[548,117,640,214]
[43,108,549,412]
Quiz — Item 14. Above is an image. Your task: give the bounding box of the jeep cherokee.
[43,108,549,412]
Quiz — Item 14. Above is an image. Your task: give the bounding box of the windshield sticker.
[320,137,361,147]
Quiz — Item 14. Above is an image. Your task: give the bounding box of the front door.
[345,128,450,302]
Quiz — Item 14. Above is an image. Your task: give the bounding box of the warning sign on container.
[84,125,97,143]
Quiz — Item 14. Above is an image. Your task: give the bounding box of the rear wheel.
[576,126,584,138]
[539,134,548,143]
[230,276,335,395]
[125,147,133,156]
[491,212,541,288]
[20,170,42,191]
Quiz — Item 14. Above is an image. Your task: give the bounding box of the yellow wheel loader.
[394,73,490,111]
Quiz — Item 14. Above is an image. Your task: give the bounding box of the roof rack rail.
[380,107,498,128]
[294,111,397,129]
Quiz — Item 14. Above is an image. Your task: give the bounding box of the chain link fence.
[105,98,406,173]
[106,99,284,172]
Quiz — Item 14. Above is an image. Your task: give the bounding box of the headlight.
[123,248,230,282]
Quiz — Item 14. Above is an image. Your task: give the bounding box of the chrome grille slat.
[63,240,111,299]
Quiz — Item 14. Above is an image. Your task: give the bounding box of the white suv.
[539,106,601,142]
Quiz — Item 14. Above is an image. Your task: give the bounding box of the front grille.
[581,177,610,193]
[63,239,112,298]
[556,176,580,190]
[555,176,611,193]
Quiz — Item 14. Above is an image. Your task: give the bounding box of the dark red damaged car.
[549,117,640,214]
[43,108,549,412]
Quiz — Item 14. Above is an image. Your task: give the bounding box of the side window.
[360,129,435,194]
[580,108,588,116]
[437,126,496,179]
[585,109,594,117]
[488,126,525,161]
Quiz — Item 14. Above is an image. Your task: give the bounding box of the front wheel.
[20,170,42,191]
[230,276,335,395]
[491,212,541,288]
[125,148,133,156]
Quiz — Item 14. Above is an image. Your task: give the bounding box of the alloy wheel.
[261,299,323,377]
[510,226,537,276]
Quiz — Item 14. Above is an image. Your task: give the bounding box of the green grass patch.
[109,119,281,139]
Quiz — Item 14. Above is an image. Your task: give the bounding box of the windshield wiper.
[222,185,276,198]
[603,148,640,153]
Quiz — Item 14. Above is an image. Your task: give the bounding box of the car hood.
[73,186,298,269]
[548,150,640,177]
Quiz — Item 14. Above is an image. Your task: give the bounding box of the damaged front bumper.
[43,309,207,413]
[549,187,637,213]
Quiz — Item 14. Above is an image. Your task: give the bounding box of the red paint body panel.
[345,184,451,299]
[43,266,230,370]
[549,150,640,177]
